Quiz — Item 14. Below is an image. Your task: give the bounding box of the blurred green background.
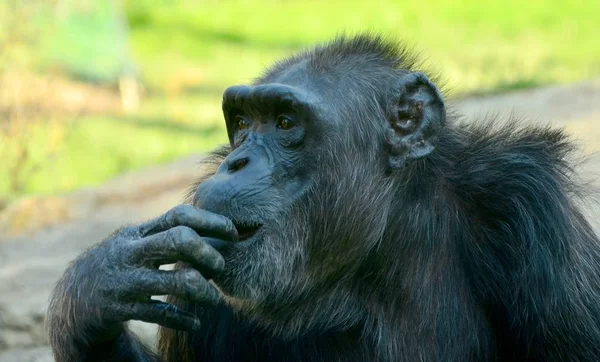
[1,0,599,209]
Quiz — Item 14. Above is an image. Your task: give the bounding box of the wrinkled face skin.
[193,61,394,332]
[194,81,322,296]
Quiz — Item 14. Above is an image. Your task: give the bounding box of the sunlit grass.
[127,0,600,95]
[0,94,228,198]
[1,0,599,202]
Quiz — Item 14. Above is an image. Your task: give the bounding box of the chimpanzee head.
[193,34,446,334]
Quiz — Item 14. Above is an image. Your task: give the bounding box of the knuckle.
[120,224,144,238]
[179,269,203,286]
[200,209,226,228]
[165,208,179,225]
[196,241,225,272]
[214,254,226,271]
[165,210,176,226]
[196,240,214,258]
[214,212,231,226]
[170,204,194,224]
[223,217,235,230]
[206,252,226,273]
[85,242,120,267]
[120,241,143,263]
[171,225,196,242]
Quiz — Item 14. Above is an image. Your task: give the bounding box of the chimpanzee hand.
[48,204,238,350]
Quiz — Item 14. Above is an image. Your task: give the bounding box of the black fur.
[48,34,600,362]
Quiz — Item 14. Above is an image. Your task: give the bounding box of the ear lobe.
[386,72,446,169]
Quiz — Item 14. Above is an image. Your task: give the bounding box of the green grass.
[23,114,225,194]
[1,0,600,203]
[125,0,600,94]
[0,94,228,199]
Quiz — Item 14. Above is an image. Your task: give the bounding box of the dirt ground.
[1,79,599,361]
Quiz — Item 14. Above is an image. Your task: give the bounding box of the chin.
[213,228,303,307]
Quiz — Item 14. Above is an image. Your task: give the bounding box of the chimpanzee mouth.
[234,222,263,242]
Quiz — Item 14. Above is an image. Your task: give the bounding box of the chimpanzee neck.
[189,303,373,361]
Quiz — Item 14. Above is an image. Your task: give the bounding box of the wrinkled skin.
[47,38,445,361]
[47,205,238,360]
[47,34,600,362]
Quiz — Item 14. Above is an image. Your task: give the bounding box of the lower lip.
[207,227,263,251]
[204,229,261,251]
[239,232,255,241]
[236,228,262,245]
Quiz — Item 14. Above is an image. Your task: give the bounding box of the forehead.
[261,59,313,87]
[222,60,325,114]
[222,55,397,125]
[258,57,366,96]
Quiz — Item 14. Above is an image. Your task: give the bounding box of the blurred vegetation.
[1,0,599,208]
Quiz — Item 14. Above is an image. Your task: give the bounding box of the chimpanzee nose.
[226,156,250,173]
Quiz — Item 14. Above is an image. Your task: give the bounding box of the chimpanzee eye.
[276,115,295,130]
[235,115,250,131]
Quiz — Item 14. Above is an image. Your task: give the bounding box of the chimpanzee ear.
[385,72,446,169]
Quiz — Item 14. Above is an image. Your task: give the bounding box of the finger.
[125,268,221,304]
[203,237,230,251]
[129,226,225,277]
[138,204,239,241]
[126,301,203,332]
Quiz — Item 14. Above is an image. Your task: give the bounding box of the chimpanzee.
[47,34,600,362]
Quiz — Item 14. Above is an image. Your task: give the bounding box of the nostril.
[227,157,250,173]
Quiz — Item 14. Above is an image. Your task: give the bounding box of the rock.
[0,346,53,362]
